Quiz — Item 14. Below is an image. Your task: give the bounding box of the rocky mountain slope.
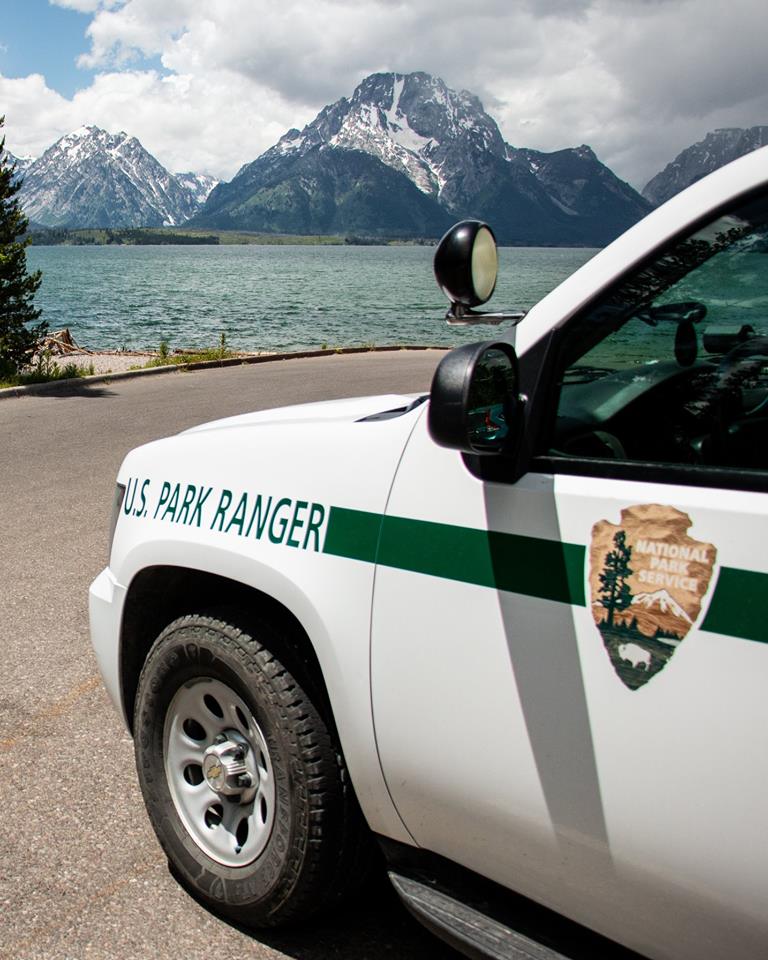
[643,126,768,206]
[198,145,453,238]
[192,71,651,245]
[174,171,220,207]
[18,127,218,228]
[6,151,36,178]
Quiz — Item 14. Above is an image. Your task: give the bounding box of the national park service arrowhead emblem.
[589,505,716,690]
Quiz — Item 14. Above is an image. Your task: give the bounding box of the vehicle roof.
[515,145,768,355]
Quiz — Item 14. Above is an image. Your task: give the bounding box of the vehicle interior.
[550,193,768,473]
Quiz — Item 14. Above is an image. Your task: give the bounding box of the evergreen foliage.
[598,529,634,626]
[0,117,45,377]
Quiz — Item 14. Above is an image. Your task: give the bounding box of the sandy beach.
[41,328,262,375]
[54,349,159,375]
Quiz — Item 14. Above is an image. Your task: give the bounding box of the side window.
[547,191,768,477]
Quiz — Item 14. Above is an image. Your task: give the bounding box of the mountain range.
[191,72,651,245]
[7,72,766,242]
[642,126,768,206]
[14,127,219,228]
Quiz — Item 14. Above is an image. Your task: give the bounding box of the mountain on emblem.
[589,505,717,690]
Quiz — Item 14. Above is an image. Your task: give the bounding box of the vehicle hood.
[182,393,425,436]
[117,391,429,535]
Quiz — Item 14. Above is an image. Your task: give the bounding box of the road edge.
[0,344,449,401]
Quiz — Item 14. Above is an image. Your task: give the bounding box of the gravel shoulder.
[55,350,159,374]
[53,350,271,375]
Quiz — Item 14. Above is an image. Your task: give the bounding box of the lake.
[26,244,598,353]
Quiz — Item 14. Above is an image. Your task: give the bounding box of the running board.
[389,871,571,960]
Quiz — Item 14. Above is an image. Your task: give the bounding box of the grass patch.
[135,347,236,369]
[0,358,95,389]
[131,334,236,369]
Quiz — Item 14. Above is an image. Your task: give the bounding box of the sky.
[0,0,766,190]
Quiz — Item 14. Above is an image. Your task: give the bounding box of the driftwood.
[39,328,95,355]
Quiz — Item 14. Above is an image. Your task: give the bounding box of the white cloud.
[79,1,191,68]
[1,73,73,157]
[6,0,768,187]
[0,67,304,179]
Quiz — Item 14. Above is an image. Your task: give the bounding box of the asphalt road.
[0,352,461,960]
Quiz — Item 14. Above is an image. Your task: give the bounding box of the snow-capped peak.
[18,126,215,228]
[5,151,36,176]
[631,590,693,623]
[69,124,99,139]
[257,71,507,202]
[193,69,650,245]
[324,73,447,195]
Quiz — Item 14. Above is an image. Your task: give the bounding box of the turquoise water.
[26,244,597,353]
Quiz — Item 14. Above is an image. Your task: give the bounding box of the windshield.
[549,190,768,471]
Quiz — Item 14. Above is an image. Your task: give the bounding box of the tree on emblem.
[599,530,633,627]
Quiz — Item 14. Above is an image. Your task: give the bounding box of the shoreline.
[1,344,448,402]
[49,348,270,375]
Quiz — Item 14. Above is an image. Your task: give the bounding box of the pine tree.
[0,116,45,377]
[598,529,633,627]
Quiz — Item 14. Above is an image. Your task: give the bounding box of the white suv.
[90,146,768,960]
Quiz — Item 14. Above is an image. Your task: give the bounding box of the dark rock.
[643,126,768,206]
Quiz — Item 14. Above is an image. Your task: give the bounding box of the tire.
[134,612,370,928]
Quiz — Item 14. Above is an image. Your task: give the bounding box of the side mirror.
[428,341,523,455]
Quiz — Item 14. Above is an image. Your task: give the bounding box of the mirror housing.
[428,341,524,456]
[434,220,526,326]
[434,220,498,308]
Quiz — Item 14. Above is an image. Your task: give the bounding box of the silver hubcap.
[202,733,252,795]
[163,678,276,867]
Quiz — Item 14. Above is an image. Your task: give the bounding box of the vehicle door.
[370,188,768,959]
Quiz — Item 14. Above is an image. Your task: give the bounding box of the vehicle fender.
[108,410,427,843]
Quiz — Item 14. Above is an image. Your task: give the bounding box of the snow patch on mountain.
[174,172,220,206]
[327,77,440,196]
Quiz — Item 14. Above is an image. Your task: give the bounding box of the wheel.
[133,613,370,928]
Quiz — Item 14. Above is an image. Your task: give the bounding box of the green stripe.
[324,507,768,643]
[323,507,382,563]
[324,507,585,606]
[700,567,768,644]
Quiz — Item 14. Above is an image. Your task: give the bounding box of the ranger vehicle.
[90,145,768,959]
